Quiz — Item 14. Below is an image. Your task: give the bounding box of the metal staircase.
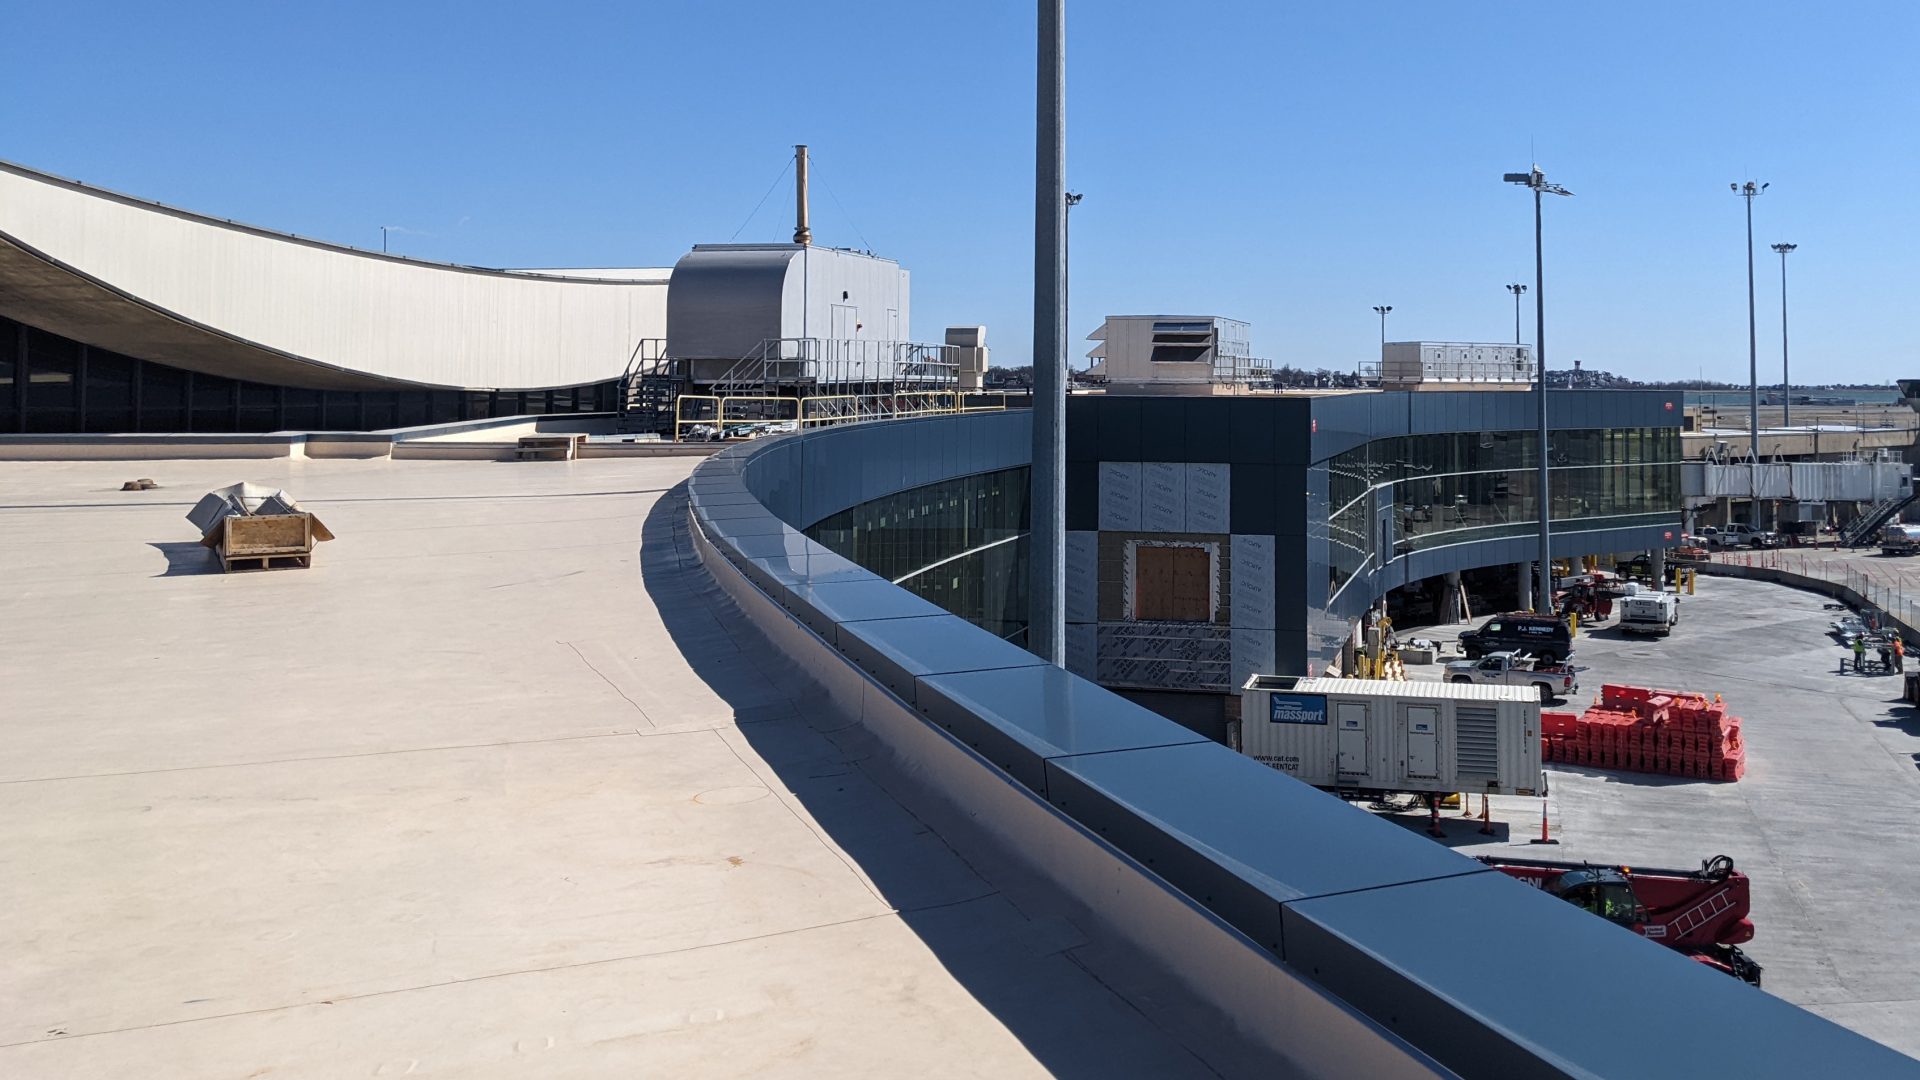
[614,339,678,435]
[1842,488,1920,547]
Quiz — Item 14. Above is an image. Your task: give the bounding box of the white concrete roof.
[0,456,1206,1077]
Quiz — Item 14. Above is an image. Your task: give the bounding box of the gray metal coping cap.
[782,577,950,642]
[739,550,874,592]
[833,613,1049,705]
[1281,871,1920,1080]
[722,530,828,562]
[1042,740,1490,953]
[914,664,1213,796]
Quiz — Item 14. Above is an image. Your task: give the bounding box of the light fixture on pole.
[1065,191,1083,372]
[1504,166,1572,616]
[1772,242,1797,430]
[1372,305,1392,350]
[1505,283,1527,346]
[1732,181,1768,465]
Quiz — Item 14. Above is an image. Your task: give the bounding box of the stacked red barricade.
[1540,684,1746,782]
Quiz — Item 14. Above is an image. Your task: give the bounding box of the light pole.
[1504,167,1572,616]
[381,225,390,254]
[1506,283,1527,345]
[1773,242,1797,429]
[1373,305,1392,350]
[1029,0,1066,665]
[1732,181,1767,464]
[1065,191,1083,372]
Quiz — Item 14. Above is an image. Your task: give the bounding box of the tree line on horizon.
[980,363,1888,393]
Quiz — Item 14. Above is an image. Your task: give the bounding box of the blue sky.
[6,2,1914,382]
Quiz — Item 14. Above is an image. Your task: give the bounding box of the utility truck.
[1618,584,1680,636]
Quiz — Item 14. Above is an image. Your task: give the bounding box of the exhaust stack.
[793,144,812,246]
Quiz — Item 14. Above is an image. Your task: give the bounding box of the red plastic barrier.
[1561,683,1745,783]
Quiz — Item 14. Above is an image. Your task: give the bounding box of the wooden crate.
[221,513,315,572]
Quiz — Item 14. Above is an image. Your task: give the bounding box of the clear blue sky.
[6,2,1914,383]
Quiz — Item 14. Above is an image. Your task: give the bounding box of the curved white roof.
[0,161,668,391]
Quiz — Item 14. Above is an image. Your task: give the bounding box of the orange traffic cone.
[1458,792,1475,818]
[1529,798,1559,845]
[1427,801,1446,838]
[1479,795,1496,836]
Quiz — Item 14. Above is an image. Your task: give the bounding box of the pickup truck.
[1698,524,1778,549]
[1445,650,1578,703]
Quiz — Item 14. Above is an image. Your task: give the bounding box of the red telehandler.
[1476,853,1762,986]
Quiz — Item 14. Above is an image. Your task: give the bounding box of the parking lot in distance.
[1398,574,1920,1057]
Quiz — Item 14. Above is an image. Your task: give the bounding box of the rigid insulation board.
[1241,677,1541,796]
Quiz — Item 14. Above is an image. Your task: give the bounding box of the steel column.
[1028,0,1067,664]
[1533,187,1551,615]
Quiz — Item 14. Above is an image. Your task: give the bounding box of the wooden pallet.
[223,552,313,572]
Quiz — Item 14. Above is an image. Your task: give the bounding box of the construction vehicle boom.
[1477,853,1762,986]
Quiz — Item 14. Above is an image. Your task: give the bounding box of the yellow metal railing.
[673,394,799,441]
[678,391,1010,441]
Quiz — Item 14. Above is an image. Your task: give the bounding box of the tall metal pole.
[1532,186,1551,615]
[1507,283,1527,346]
[1733,182,1765,464]
[1507,168,1569,615]
[1065,192,1083,372]
[1746,191,1758,461]
[1774,242,1797,429]
[1029,0,1066,664]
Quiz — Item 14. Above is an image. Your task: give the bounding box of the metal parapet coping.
[686,413,1920,1080]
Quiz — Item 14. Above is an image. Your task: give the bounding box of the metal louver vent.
[1456,705,1499,780]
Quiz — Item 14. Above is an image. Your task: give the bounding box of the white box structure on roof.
[1240,676,1543,797]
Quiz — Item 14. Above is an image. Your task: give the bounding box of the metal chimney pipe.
[793,144,812,246]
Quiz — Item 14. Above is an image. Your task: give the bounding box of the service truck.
[1881,524,1920,557]
[1443,651,1578,702]
[1240,676,1543,799]
[1618,584,1680,636]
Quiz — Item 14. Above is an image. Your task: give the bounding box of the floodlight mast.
[1504,167,1572,615]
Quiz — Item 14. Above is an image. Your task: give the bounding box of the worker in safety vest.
[1852,636,1867,673]
[1897,638,1907,674]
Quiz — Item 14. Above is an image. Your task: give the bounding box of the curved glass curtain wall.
[806,466,1031,642]
[0,313,618,433]
[1328,427,1682,600]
